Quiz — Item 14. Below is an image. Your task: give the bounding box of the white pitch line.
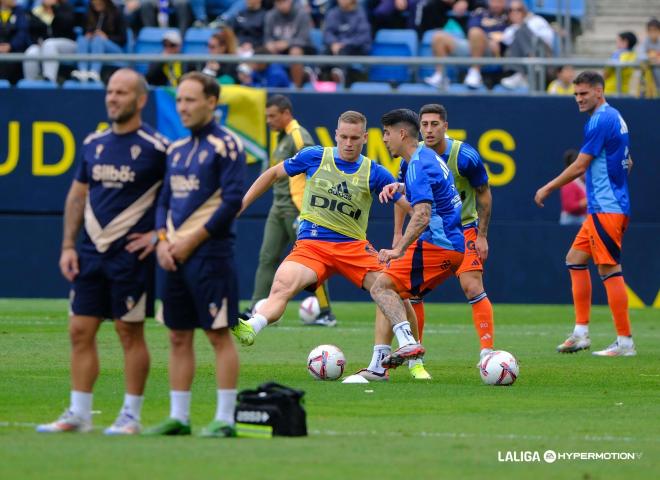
[309,429,648,443]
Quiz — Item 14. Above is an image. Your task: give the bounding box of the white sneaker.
[36,409,92,433]
[71,70,89,82]
[592,341,637,357]
[104,412,141,435]
[464,68,483,88]
[87,71,101,83]
[476,348,493,367]
[500,72,528,89]
[557,334,591,353]
[424,71,444,89]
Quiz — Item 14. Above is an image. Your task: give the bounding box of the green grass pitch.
[0,299,659,480]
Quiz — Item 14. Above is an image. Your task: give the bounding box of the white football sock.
[169,390,191,424]
[617,335,633,348]
[70,391,92,421]
[247,314,268,334]
[121,393,144,420]
[215,389,237,425]
[368,345,390,374]
[393,321,416,348]
[573,324,589,337]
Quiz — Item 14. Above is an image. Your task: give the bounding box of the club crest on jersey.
[130,145,142,160]
[198,150,209,164]
[125,296,135,311]
[209,302,218,318]
[95,144,104,159]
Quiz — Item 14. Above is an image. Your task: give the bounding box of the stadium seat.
[62,80,105,90]
[369,29,417,83]
[16,79,57,89]
[183,28,216,54]
[0,79,10,88]
[492,84,530,94]
[397,83,438,93]
[135,27,179,73]
[446,83,486,93]
[532,0,585,19]
[419,28,461,83]
[350,81,391,92]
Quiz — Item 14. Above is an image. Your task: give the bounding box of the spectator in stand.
[208,0,251,27]
[424,0,507,89]
[71,0,127,83]
[321,0,371,85]
[237,46,291,87]
[369,0,418,32]
[639,18,659,96]
[23,0,76,83]
[547,64,575,95]
[417,0,474,37]
[145,30,185,86]
[199,29,239,84]
[604,31,638,95]
[499,0,555,90]
[264,0,314,88]
[231,0,267,56]
[140,0,192,33]
[559,149,587,226]
[0,0,31,84]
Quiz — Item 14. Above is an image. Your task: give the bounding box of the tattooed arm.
[378,201,431,263]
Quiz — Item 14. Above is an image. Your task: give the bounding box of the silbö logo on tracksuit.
[310,181,361,220]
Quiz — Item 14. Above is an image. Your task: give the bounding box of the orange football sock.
[602,273,631,336]
[470,294,494,349]
[411,301,425,342]
[568,265,591,325]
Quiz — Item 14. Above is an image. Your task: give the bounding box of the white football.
[299,296,320,324]
[479,350,519,386]
[307,344,346,380]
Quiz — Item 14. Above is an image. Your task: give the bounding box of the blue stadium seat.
[16,79,57,89]
[397,83,438,93]
[310,28,324,54]
[532,0,585,19]
[419,28,461,82]
[446,83,486,93]
[492,84,530,94]
[0,79,10,88]
[369,29,418,83]
[183,28,216,54]
[135,27,179,73]
[350,82,391,92]
[62,80,105,89]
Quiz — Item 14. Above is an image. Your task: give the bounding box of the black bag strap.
[258,382,305,401]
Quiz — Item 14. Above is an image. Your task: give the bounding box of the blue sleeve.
[371,163,402,202]
[397,158,407,182]
[283,145,323,177]
[155,165,171,230]
[580,115,607,157]
[457,143,489,188]
[204,148,247,236]
[405,160,433,206]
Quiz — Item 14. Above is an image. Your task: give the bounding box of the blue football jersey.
[75,124,168,254]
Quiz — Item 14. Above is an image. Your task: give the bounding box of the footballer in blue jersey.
[535,71,636,357]
[369,108,465,370]
[231,111,421,368]
[38,69,167,436]
[146,73,244,438]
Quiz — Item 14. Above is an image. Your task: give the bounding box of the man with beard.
[37,68,168,435]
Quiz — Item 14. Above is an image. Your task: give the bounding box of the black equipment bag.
[235,382,307,437]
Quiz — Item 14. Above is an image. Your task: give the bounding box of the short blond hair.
[338,110,367,131]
